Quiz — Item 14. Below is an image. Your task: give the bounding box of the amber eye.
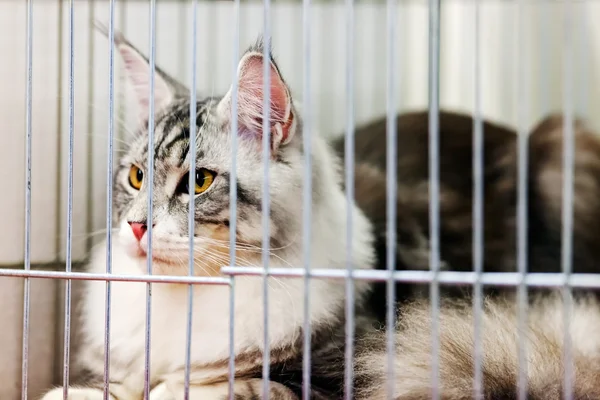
[129,165,144,190]
[193,168,215,194]
[180,168,215,195]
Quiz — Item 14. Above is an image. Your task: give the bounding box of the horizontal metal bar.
[4,266,599,288]
[92,0,589,4]
[3,266,599,288]
[221,267,600,288]
[0,263,85,271]
[0,269,230,285]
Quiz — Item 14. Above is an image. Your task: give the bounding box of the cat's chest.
[83,266,235,382]
[81,243,346,388]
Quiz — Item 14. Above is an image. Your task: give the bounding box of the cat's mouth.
[131,244,179,266]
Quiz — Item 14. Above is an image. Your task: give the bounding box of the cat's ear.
[220,41,296,153]
[95,21,187,124]
[117,43,176,122]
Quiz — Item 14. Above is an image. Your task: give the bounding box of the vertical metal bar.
[144,0,157,398]
[561,1,574,399]
[177,1,188,80]
[103,1,116,398]
[21,0,34,398]
[427,0,441,398]
[262,1,272,398]
[301,1,312,399]
[228,0,240,398]
[385,0,397,398]
[472,0,484,398]
[344,0,355,398]
[184,1,198,399]
[63,0,76,396]
[538,3,550,115]
[116,0,127,148]
[515,1,529,399]
[576,3,588,117]
[55,0,64,264]
[52,0,64,382]
[86,0,95,254]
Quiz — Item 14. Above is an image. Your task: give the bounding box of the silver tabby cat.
[41,28,600,400]
[41,27,376,399]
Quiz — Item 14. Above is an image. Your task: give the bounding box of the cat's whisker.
[191,239,259,254]
[207,250,295,296]
[209,242,295,268]
[189,255,215,277]
[192,233,299,253]
[183,235,266,254]
[192,242,291,267]
[193,251,231,275]
[190,234,295,255]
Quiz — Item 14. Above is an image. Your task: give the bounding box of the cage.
[0,0,599,399]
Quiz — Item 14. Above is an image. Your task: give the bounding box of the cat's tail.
[354,294,600,400]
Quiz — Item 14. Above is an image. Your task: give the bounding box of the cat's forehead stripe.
[154,100,209,161]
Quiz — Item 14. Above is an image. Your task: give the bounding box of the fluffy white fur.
[91,142,370,390]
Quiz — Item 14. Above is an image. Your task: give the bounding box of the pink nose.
[128,222,147,241]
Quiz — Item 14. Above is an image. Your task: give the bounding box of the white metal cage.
[0,0,599,399]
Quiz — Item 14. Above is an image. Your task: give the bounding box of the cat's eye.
[180,168,215,195]
[129,165,144,190]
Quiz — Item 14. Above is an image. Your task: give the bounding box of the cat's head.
[110,33,306,276]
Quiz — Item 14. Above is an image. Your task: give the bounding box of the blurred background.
[0,0,598,398]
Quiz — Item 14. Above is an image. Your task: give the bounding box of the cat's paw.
[149,382,228,400]
[148,383,177,400]
[40,387,112,400]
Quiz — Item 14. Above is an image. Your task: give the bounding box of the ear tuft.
[244,36,271,59]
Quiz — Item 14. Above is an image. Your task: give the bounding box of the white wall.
[1,0,599,265]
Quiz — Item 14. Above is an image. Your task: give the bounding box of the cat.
[40,25,600,400]
[40,29,380,400]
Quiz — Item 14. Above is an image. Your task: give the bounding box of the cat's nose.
[128,221,147,241]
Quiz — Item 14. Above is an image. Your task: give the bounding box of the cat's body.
[343,110,600,320]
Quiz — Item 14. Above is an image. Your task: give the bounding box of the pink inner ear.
[118,45,173,121]
[237,55,290,136]
[122,53,149,108]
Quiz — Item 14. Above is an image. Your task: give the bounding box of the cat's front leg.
[40,387,115,400]
[149,379,298,400]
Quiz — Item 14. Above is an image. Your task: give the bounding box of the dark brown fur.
[334,110,600,322]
